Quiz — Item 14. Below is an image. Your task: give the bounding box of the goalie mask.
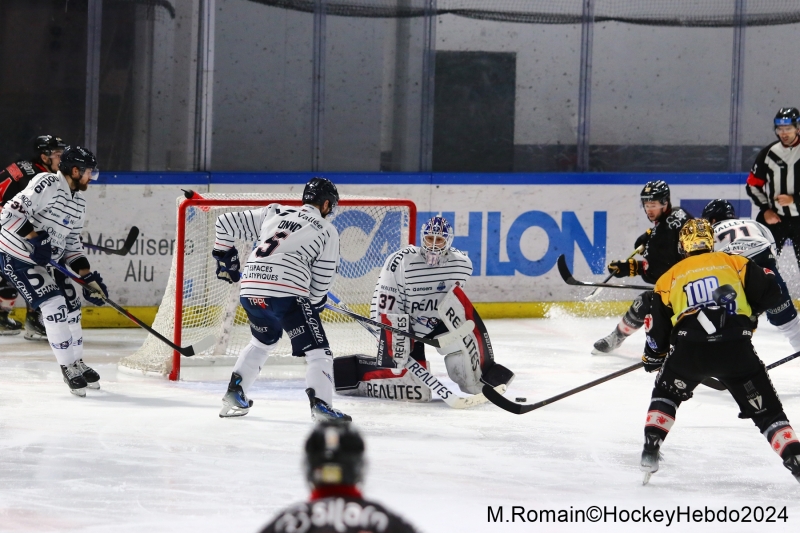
[420,216,454,266]
[679,219,714,256]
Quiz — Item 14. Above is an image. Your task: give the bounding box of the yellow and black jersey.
[645,251,782,354]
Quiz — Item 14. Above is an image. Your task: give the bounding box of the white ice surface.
[1,315,800,532]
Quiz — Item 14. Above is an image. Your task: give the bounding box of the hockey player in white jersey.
[334,215,514,402]
[703,199,800,350]
[0,146,107,396]
[213,177,350,421]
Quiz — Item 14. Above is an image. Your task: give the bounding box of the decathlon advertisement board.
[79,173,751,308]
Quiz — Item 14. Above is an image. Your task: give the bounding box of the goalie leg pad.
[444,350,483,395]
[377,313,411,367]
[333,354,432,402]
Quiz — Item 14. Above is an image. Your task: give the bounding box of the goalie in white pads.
[333,216,514,402]
[703,199,800,350]
[213,177,351,421]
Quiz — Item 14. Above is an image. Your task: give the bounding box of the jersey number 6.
[255,231,289,258]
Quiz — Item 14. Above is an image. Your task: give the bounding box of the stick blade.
[481,384,535,414]
[556,254,578,285]
[701,377,727,391]
[121,226,140,251]
[182,335,217,357]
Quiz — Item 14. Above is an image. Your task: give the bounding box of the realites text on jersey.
[0,171,87,266]
[214,203,339,302]
[370,246,472,335]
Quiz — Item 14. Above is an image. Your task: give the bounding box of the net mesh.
[247,0,800,27]
[119,193,413,377]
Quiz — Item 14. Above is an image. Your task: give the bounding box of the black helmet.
[702,199,736,223]
[33,135,66,156]
[774,107,800,127]
[58,146,98,176]
[303,177,339,212]
[304,422,365,487]
[640,180,670,205]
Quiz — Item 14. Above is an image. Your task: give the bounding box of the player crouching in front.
[639,219,800,484]
[213,177,350,422]
[0,146,107,396]
[333,216,514,403]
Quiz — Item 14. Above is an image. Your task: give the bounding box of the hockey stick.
[700,349,800,391]
[482,362,644,415]
[326,293,503,409]
[584,244,645,300]
[323,301,474,349]
[48,261,215,357]
[557,254,653,291]
[81,226,140,256]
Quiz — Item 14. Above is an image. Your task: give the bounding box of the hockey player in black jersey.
[593,180,691,354]
[746,107,800,271]
[0,135,65,338]
[259,422,420,533]
[638,219,800,485]
[0,146,108,396]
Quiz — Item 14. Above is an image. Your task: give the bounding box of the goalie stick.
[48,261,215,357]
[81,226,140,256]
[557,254,653,291]
[584,244,645,300]
[326,293,504,408]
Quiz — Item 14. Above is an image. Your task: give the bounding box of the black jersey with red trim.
[639,206,692,284]
[0,160,48,206]
[746,138,800,217]
[259,494,419,533]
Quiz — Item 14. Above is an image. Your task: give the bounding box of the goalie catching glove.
[608,258,645,278]
[81,271,108,306]
[212,247,241,283]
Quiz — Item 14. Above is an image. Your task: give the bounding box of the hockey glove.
[608,259,644,278]
[81,271,108,306]
[311,295,327,313]
[212,248,241,283]
[27,231,52,266]
[634,229,652,250]
[642,351,666,373]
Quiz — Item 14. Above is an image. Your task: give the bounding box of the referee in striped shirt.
[746,107,800,270]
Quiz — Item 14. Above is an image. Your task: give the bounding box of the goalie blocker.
[334,286,514,402]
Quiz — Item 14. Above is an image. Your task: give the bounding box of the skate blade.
[24,333,47,341]
[219,404,249,418]
[85,382,101,390]
[0,330,22,336]
[642,471,652,485]
[591,348,612,356]
[69,388,87,398]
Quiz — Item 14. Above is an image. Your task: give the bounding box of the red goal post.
[119,193,416,381]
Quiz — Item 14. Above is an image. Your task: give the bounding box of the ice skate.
[783,455,800,484]
[75,359,101,390]
[219,372,253,418]
[640,433,663,485]
[24,309,47,341]
[306,388,352,422]
[592,327,626,355]
[61,362,88,397]
[0,311,22,336]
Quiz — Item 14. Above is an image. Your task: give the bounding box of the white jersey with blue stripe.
[370,246,473,335]
[0,171,87,266]
[214,203,339,302]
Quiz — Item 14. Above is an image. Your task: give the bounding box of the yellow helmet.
[679,219,715,255]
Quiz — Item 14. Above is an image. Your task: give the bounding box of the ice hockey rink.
[1,314,799,533]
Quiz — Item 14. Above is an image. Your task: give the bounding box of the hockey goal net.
[119,193,416,380]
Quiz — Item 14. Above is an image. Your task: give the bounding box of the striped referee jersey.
[746,139,800,217]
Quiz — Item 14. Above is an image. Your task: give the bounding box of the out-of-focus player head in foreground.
[258,422,420,533]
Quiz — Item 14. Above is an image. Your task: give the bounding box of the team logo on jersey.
[646,335,658,350]
[437,281,446,291]
[745,381,764,412]
[6,164,23,181]
[644,314,653,332]
[763,268,774,276]
[674,379,686,390]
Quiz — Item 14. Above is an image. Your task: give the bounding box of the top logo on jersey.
[644,313,653,332]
